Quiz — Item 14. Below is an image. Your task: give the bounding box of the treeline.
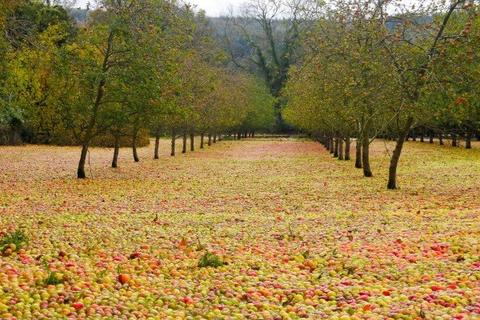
[284,0,479,189]
[0,0,276,178]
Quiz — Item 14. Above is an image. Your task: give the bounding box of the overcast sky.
[75,0,244,17]
[190,0,243,16]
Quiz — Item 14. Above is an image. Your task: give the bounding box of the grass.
[0,138,479,319]
[0,230,28,255]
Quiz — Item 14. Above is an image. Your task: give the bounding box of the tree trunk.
[439,133,444,145]
[213,133,217,143]
[77,144,89,179]
[333,138,339,158]
[200,133,205,149]
[452,134,457,147]
[387,116,414,189]
[182,131,187,154]
[362,134,372,177]
[208,133,212,146]
[355,139,362,168]
[326,137,331,151]
[412,130,416,141]
[112,136,120,168]
[154,135,160,159]
[338,138,344,160]
[75,31,111,179]
[244,131,248,138]
[429,132,434,144]
[190,133,195,151]
[171,129,176,156]
[132,132,139,162]
[466,131,472,149]
[345,137,351,161]
[252,132,255,138]
[420,129,424,142]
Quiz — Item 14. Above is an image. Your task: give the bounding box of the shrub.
[198,252,225,268]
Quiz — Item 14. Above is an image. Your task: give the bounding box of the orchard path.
[0,138,479,319]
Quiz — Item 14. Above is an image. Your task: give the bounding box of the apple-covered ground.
[0,138,479,320]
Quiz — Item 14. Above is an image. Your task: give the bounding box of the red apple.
[118,274,130,284]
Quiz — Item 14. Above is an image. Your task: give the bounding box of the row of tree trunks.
[320,125,476,191]
[113,131,160,167]
[319,132,377,179]
[170,131,222,157]
[107,129,249,170]
[407,131,477,149]
[233,132,255,140]
[321,136,353,163]
[319,136,371,177]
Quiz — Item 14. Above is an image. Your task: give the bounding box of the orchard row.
[284,0,479,189]
[0,0,276,178]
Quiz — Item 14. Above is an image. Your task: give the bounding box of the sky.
[75,0,244,17]
[189,0,243,16]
